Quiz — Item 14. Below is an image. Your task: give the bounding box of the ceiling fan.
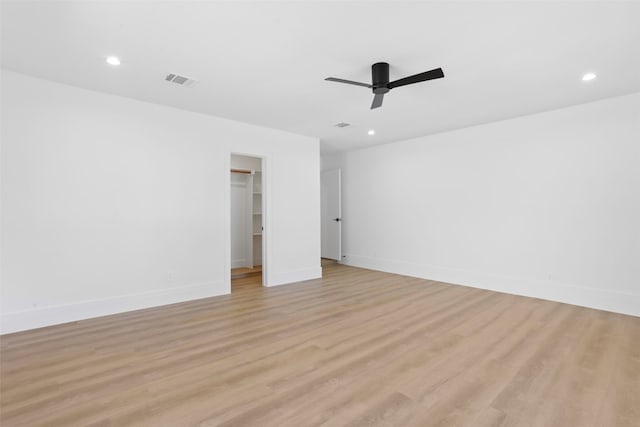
[325,62,444,109]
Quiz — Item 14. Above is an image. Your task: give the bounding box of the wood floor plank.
[1,262,638,426]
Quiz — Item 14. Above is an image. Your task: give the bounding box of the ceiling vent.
[165,73,198,87]
[334,122,351,128]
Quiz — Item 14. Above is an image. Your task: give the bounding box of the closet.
[251,171,262,267]
[230,155,262,271]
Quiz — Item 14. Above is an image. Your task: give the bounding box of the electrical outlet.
[168,271,176,281]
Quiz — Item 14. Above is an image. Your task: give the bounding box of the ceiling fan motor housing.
[372,62,390,94]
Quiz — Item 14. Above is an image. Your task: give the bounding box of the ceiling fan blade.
[325,77,372,88]
[388,67,444,89]
[371,93,384,109]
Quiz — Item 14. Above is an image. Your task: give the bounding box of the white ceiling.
[2,1,639,153]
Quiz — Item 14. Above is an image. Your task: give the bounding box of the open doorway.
[230,154,264,291]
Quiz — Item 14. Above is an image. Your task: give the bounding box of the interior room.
[1,1,639,426]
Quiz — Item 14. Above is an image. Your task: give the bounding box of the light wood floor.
[1,263,638,426]
[231,273,262,292]
[231,266,262,292]
[230,265,262,279]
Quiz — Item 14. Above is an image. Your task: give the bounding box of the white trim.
[266,267,322,287]
[342,254,640,317]
[0,280,227,334]
[224,153,232,291]
[261,156,269,286]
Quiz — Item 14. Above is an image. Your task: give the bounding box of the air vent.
[165,73,198,87]
[334,122,351,128]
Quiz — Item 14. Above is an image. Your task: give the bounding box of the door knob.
[334,218,342,222]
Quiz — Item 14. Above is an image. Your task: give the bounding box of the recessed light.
[582,72,596,81]
[106,56,121,66]
[367,130,375,135]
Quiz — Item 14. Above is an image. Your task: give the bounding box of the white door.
[321,169,341,261]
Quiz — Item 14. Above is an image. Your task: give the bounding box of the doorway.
[230,154,264,291]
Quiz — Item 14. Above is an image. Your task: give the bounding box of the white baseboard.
[343,254,640,317]
[266,267,322,287]
[0,280,228,335]
[231,259,247,269]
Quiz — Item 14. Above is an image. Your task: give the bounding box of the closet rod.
[230,168,252,174]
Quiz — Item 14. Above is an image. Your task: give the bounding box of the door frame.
[226,153,268,289]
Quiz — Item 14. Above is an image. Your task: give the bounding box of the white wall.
[1,70,321,333]
[324,93,640,316]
